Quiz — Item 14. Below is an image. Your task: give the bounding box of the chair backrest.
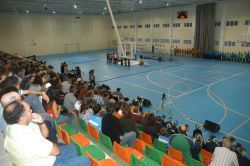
[61,124,78,135]
[85,151,100,166]
[134,139,145,154]
[100,132,113,151]
[113,112,123,119]
[78,117,87,131]
[144,145,164,164]
[113,141,129,163]
[130,154,148,166]
[162,155,185,166]
[87,123,100,141]
[61,128,71,144]
[57,122,67,139]
[70,137,85,156]
[140,132,153,146]
[200,149,212,159]
[154,139,167,153]
[168,146,184,163]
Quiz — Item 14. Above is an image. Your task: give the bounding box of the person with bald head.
[209,137,239,166]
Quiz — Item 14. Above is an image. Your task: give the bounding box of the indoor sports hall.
[0,0,249,166]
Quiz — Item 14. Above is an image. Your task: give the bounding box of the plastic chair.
[61,124,78,135]
[85,152,118,166]
[161,155,185,166]
[87,123,100,141]
[140,132,153,146]
[134,139,146,154]
[130,154,148,166]
[99,132,113,151]
[113,141,143,163]
[55,121,67,139]
[136,124,143,131]
[144,145,164,165]
[61,128,72,144]
[200,149,212,166]
[113,112,123,119]
[70,133,90,147]
[77,144,106,161]
[168,146,185,163]
[78,117,87,131]
[154,139,167,153]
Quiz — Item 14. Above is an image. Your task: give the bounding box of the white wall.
[0,13,113,56]
[112,0,250,53]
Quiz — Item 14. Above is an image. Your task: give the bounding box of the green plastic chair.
[81,145,106,161]
[78,118,87,132]
[53,120,59,134]
[99,132,113,151]
[154,139,167,153]
[136,124,144,132]
[61,124,78,135]
[143,145,164,165]
[130,154,149,166]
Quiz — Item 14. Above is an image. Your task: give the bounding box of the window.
[173,23,180,27]
[137,38,143,42]
[184,23,192,27]
[145,38,151,42]
[137,25,142,28]
[183,40,192,44]
[153,24,160,28]
[215,21,221,27]
[173,39,180,44]
[123,25,128,29]
[225,41,236,47]
[245,20,250,25]
[153,39,160,42]
[226,20,238,27]
[145,24,151,28]
[130,25,135,28]
[159,39,170,43]
[163,23,169,28]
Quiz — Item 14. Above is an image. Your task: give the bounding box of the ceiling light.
[104,7,107,10]
[131,8,134,11]
[53,11,56,14]
[73,5,77,9]
[43,4,46,7]
[166,3,169,6]
[26,10,29,13]
[102,13,105,15]
[139,0,142,4]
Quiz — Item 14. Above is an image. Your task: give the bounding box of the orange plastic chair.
[133,139,146,154]
[140,132,153,146]
[61,128,71,144]
[113,141,143,163]
[57,122,67,139]
[87,123,100,141]
[85,152,118,166]
[71,133,90,147]
[162,155,185,166]
[168,146,185,163]
[200,149,212,166]
[113,112,123,119]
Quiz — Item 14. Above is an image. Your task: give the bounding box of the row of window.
[112,22,193,29]
[214,40,250,47]
[215,19,250,27]
[123,37,192,44]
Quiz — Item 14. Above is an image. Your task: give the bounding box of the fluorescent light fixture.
[53,11,56,14]
[26,10,29,13]
[104,7,107,10]
[166,3,169,6]
[73,4,77,9]
[43,4,46,7]
[102,13,105,15]
[139,0,142,4]
[131,8,134,11]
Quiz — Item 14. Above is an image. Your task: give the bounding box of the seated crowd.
[0,50,249,166]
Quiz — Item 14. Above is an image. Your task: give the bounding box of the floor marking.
[227,118,250,136]
[160,70,208,86]
[147,71,186,94]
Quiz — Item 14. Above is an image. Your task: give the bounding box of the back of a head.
[1,91,21,108]
[222,138,232,149]
[3,100,24,125]
[106,102,115,114]
[122,105,131,118]
[0,86,19,104]
[179,125,187,134]
[93,103,101,115]
[147,113,155,125]
[69,85,76,93]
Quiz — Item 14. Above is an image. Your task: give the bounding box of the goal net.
[64,42,80,55]
[118,41,137,59]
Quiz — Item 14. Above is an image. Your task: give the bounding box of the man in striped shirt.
[209,137,239,166]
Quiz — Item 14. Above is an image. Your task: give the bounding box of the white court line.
[160,70,208,86]
[103,75,176,98]
[207,86,249,118]
[227,118,250,136]
[147,71,186,94]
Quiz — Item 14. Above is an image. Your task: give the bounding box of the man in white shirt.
[209,137,239,166]
[3,100,90,166]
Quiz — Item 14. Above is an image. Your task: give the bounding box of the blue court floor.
[38,50,250,158]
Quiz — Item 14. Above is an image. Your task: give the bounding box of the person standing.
[89,69,96,87]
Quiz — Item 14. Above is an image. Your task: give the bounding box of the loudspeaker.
[203,120,220,133]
